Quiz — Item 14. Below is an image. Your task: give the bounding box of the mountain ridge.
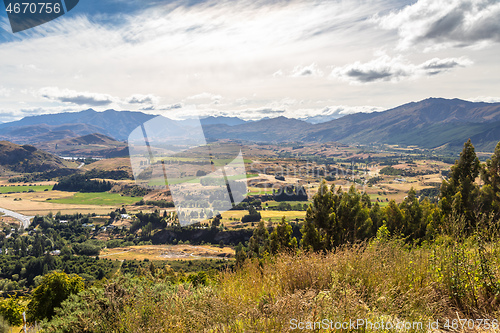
[1,98,500,151]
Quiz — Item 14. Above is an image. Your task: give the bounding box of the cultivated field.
[100,244,234,261]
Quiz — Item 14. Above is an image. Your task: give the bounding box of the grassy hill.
[35,133,129,158]
[0,141,73,173]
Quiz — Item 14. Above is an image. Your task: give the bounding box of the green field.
[49,192,143,206]
[0,185,53,193]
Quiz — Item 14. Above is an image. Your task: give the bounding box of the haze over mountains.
[1,98,500,152]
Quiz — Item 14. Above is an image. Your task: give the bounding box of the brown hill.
[0,141,70,173]
[35,133,129,158]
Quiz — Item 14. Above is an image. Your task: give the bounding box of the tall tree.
[269,216,297,254]
[440,139,480,229]
[480,141,500,217]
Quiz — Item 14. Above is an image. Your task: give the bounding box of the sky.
[0,0,499,123]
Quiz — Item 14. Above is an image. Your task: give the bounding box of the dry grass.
[45,238,500,333]
[100,244,235,261]
[0,195,116,215]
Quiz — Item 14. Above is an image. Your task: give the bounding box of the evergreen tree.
[399,188,424,240]
[248,221,269,258]
[480,141,500,216]
[440,139,480,229]
[269,216,297,254]
[301,180,337,250]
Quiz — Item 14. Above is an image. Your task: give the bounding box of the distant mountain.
[35,133,129,158]
[203,98,500,151]
[308,98,500,150]
[300,113,346,124]
[0,109,155,142]
[0,123,111,145]
[200,116,247,126]
[203,116,312,142]
[1,98,500,151]
[0,141,69,173]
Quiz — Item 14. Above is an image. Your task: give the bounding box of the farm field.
[0,184,53,193]
[49,192,143,206]
[100,244,234,261]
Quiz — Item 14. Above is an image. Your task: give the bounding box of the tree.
[482,141,500,194]
[399,188,424,240]
[440,139,480,230]
[301,180,337,250]
[480,141,500,217]
[0,295,26,326]
[269,216,297,254]
[27,271,84,321]
[248,221,269,258]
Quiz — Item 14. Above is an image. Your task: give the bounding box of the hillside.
[1,98,500,151]
[203,116,311,142]
[35,133,129,158]
[308,98,500,150]
[203,98,500,151]
[0,109,155,142]
[0,141,71,173]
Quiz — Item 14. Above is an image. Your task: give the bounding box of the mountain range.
[1,98,500,152]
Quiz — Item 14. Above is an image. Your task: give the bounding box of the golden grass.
[45,238,500,333]
[100,244,235,261]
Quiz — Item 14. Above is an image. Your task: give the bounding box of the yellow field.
[100,244,234,261]
[0,190,116,215]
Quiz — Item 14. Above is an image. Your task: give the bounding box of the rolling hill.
[35,133,129,158]
[0,141,71,173]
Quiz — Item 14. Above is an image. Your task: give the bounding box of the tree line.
[237,139,500,260]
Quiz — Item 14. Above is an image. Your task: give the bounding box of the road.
[0,207,34,229]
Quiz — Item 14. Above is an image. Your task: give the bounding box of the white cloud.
[186,92,222,101]
[290,63,324,77]
[467,96,500,103]
[375,0,500,50]
[295,105,384,123]
[126,94,160,105]
[0,86,11,97]
[38,87,118,106]
[330,54,472,84]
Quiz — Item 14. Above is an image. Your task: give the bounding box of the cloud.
[126,94,160,105]
[296,105,384,123]
[39,87,117,106]
[330,54,472,84]
[187,92,222,101]
[0,86,11,97]
[467,96,500,103]
[290,63,324,77]
[375,0,500,50]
